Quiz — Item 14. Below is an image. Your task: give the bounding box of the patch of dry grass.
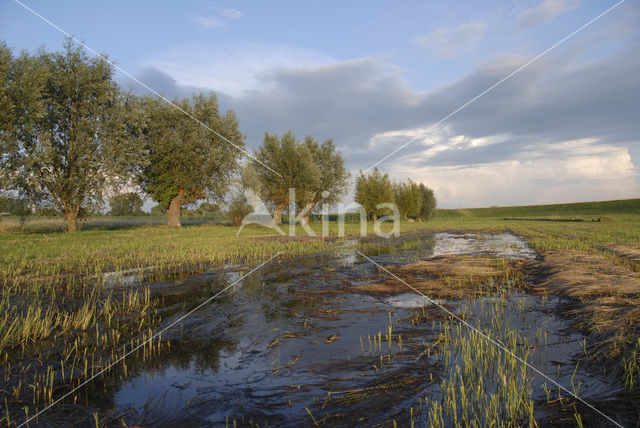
[530,250,640,298]
[352,255,524,298]
[528,248,640,384]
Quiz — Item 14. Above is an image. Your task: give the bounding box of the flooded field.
[33,232,627,427]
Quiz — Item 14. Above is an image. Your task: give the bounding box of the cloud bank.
[125,35,639,207]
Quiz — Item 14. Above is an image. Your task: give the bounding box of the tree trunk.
[273,201,287,226]
[167,188,187,228]
[65,207,78,233]
[299,202,315,225]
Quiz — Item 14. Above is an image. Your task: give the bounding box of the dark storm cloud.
[230,42,638,170]
[230,58,429,154]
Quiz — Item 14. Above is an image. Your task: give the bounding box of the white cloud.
[192,6,245,29]
[517,0,580,30]
[369,126,509,160]
[416,21,487,56]
[191,16,225,29]
[393,140,637,208]
[219,8,244,19]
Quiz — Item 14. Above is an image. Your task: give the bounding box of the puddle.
[63,232,624,426]
[101,267,148,287]
[432,232,536,259]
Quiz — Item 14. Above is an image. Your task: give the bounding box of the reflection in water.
[385,293,436,308]
[80,232,619,426]
[431,232,536,259]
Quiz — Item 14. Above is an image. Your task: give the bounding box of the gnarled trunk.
[64,207,79,233]
[273,201,287,226]
[167,188,187,228]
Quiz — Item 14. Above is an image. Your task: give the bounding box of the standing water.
[67,233,623,426]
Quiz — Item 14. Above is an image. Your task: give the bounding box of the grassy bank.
[435,197,640,219]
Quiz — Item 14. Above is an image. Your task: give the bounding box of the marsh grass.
[424,293,536,427]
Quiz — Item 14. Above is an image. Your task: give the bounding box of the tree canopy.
[0,196,30,216]
[297,136,349,223]
[137,93,244,227]
[253,131,320,225]
[393,179,437,220]
[0,39,137,232]
[354,168,394,220]
[418,182,437,221]
[227,193,254,226]
[394,179,421,219]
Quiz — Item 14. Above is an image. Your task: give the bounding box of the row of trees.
[355,168,436,221]
[106,128,350,226]
[0,40,351,231]
[0,40,247,231]
[1,40,435,232]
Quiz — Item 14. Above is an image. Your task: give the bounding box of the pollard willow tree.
[354,168,395,221]
[297,136,349,224]
[394,179,422,220]
[138,93,244,227]
[0,40,138,232]
[253,131,320,225]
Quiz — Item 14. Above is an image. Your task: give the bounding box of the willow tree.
[418,182,437,221]
[297,136,349,224]
[138,93,244,227]
[253,132,320,225]
[0,40,136,232]
[394,179,421,220]
[354,168,394,221]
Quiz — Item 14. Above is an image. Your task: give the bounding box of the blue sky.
[2,0,639,208]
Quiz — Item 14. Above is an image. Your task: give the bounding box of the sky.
[1,0,639,208]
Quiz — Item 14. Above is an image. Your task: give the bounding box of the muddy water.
[90,233,619,426]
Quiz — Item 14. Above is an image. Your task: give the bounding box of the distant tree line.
[1,39,435,232]
[108,192,143,216]
[355,168,436,221]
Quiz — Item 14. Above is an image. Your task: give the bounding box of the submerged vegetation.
[427,297,536,427]
[0,199,638,425]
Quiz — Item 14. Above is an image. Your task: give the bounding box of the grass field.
[1,198,639,285]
